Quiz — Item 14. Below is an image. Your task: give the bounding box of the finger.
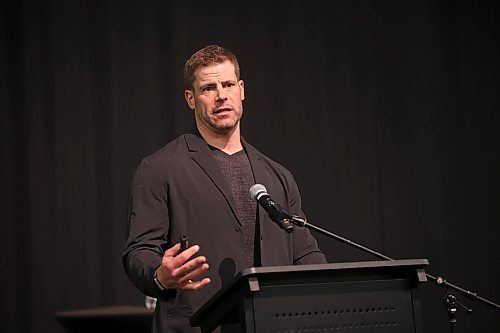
[178,262,209,283]
[183,256,208,272]
[180,277,211,290]
[171,245,201,266]
[163,243,181,258]
[172,256,208,278]
[162,243,198,267]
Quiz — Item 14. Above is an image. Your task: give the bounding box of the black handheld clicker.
[180,235,189,252]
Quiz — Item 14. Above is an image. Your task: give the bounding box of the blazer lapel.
[243,139,267,186]
[242,139,274,226]
[184,134,242,226]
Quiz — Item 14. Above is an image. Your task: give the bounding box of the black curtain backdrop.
[2,1,499,332]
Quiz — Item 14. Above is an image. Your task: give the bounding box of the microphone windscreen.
[249,184,267,199]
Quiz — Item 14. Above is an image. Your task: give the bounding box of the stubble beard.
[196,107,243,135]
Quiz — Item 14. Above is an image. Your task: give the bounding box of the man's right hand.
[155,242,211,290]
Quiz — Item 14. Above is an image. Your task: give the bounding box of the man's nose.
[216,86,227,101]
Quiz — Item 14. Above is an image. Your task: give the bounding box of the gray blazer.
[122,132,326,332]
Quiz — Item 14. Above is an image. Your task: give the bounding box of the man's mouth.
[214,107,232,114]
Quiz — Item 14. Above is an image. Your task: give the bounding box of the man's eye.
[224,83,235,88]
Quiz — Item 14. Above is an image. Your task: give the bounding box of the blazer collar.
[184,131,271,227]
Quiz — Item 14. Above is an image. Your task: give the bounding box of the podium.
[190,259,429,333]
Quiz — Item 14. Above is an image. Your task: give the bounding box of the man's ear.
[184,89,195,109]
[239,80,245,101]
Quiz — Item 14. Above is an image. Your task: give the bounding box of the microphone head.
[249,184,267,199]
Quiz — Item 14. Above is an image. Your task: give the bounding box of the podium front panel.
[252,278,418,332]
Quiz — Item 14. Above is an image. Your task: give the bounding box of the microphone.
[249,184,294,233]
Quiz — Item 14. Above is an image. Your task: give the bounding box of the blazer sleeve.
[122,157,172,298]
[287,172,327,265]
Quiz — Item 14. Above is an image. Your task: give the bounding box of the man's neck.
[197,124,243,155]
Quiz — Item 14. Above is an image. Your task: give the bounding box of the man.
[122,44,326,333]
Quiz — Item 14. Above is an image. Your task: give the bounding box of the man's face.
[184,60,245,135]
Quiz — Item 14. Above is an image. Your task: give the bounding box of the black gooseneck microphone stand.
[288,215,500,333]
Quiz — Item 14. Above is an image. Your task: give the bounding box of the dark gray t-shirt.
[211,148,257,267]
